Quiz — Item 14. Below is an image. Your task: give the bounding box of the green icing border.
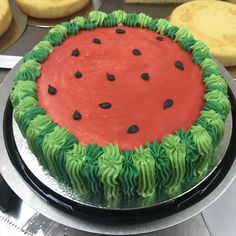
[10,10,231,200]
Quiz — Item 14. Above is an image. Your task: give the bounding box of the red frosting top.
[37,26,204,149]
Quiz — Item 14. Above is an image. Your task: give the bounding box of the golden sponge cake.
[0,0,12,37]
[15,0,90,19]
[170,0,236,66]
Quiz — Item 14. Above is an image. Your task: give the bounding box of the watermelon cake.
[10,10,231,202]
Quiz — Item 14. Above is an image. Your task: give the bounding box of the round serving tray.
[1,61,236,235]
[8,105,232,212]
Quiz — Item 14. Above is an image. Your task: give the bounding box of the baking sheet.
[12,114,232,209]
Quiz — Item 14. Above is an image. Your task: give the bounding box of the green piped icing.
[89,11,107,26]
[203,101,228,120]
[197,117,217,147]
[119,150,138,197]
[180,36,197,51]
[72,16,85,28]
[162,135,186,191]
[34,40,53,53]
[132,146,155,197]
[98,144,123,199]
[201,58,218,70]
[166,25,179,39]
[148,19,158,31]
[201,59,223,78]
[191,40,209,53]
[55,134,77,186]
[200,110,225,144]
[204,74,228,95]
[156,19,171,34]
[20,106,45,137]
[174,28,192,42]
[191,41,210,65]
[44,25,68,46]
[124,13,138,27]
[33,122,57,169]
[23,53,35,62]
[26,114,53,157]
[65,143,87,195]
[102,13,117,27]
[10,80,36,107]
[83,18,97,30]
[146,141,172,188]
[15,60,41,84]
[19,59,41,70]
[62,21,80,35]
[42,126,76,184]
[137,13,152,28]
[112,10,127,26]
[192,50,210,65]
[175,129,199,182]
[205,90,231,115]
[80,144,103,194]
[24,41,53,63]
[203,67,220,77]
[14,96,37,126]
[190,125,213,176]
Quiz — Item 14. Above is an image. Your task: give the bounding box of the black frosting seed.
[99,102,112,109]
[133,49,142,56]
[127,125,139,134]
[163,99,174,109]
[156,36,164,41]
[93,38,101,44]
[107,73,115,81]
[72,48,80,56]
[75,71,83,78]
[48,85,57,95]
[175,61,184,70]
[116,28,126,34]
[73,110,82,120]
[141,73,150,81]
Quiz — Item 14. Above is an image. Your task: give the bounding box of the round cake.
[169,1,236,66]
[10,11,231,201]
[0,0,12,37]
[15,0,90,19]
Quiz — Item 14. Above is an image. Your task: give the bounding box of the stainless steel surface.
[202,178,236,236]
[12,108,232,209]
[0,55,22,69]
[0,59,236,235]
[0,200,37,235]
[0,201,211,236]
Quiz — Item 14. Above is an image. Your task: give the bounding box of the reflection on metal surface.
[27,0,103,28]
[0,0,27,53]
[13,115,232,209]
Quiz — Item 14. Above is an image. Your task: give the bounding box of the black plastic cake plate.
[2,76,236,224]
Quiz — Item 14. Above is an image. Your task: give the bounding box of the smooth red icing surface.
[38,27,204,149]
